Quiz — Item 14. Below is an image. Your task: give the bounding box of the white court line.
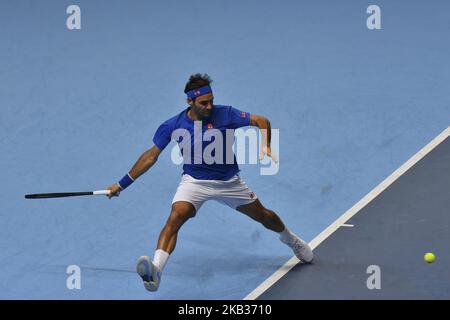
[341,224,354,227]
[244,126,450,300]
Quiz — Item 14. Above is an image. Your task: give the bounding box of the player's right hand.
[106,183,121,199]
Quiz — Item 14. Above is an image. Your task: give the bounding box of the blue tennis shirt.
[153,105,251,180]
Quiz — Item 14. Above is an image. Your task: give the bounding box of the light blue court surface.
[1,0,449,299]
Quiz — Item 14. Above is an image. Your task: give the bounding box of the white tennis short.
[172,174,258,211]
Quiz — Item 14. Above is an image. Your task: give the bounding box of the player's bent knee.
[172,201,196,216]
[169,208,195,224]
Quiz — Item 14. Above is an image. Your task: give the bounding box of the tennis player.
[106,74,313,292]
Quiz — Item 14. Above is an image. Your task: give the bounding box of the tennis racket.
[25,190,111,199]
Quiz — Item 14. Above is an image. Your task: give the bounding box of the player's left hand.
[259,146,278,163]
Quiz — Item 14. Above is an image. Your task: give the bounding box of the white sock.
[278,227,297,247]
[152,249,170,272]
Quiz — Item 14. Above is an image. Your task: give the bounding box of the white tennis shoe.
[291,237,314,263]
[136,256,162,292]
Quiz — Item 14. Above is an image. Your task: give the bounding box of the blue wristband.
[118,173,134,190]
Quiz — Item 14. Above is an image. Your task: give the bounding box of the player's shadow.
[45,265,136,277]
[168,253,301,284]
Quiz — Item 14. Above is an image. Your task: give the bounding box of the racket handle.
[93,190,111,196]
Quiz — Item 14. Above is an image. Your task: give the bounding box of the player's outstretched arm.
[107,145,162,198]
[250,114,277,162]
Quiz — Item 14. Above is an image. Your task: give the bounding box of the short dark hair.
[184,73,213,94]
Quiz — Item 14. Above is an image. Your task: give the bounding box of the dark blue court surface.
[255,132,450,299]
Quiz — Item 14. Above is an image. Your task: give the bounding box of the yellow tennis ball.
[424,252,436,263]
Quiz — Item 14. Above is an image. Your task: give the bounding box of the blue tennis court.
[1,0,449,299]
